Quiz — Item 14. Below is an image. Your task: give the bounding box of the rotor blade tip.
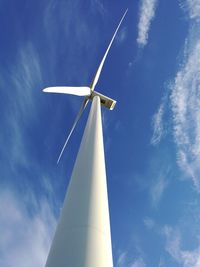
[57,154,62,164]
[124,8,128,16]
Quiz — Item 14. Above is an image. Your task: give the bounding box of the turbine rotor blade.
[91,8,128,91]
[57,97,89,164]
[43,86,91,96]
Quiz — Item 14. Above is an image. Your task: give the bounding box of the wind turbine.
[43,9,128,164]
[43,9,128,267]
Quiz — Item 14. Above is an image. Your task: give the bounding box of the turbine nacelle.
[90,91,116,110]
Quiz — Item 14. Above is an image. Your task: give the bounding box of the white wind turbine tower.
[43,9,128,267]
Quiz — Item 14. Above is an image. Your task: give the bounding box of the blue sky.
[1,0,200,266]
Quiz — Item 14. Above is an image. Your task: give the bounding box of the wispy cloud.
[163,226,200,267]
[0,42,43,172]
[0,189,56,267]
[137,0,158,47]
[116,27,128,44]
[116,250,146,267]
[150,174,168,208]
[171,38,200,191]
[90,0,107,16]
[116,251,127,267]
[158,257,165,267]
[151,102,165,145]
[143,217,155,230]
[0,40,59,266]
[151,89,170,146]
[149,0,200,191]
[181,0,200,21]
[130,258,146,267]
[149,164,169,208]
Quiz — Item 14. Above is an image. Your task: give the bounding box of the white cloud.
[151,1,200,192]
[150,168,169,208]
[182,0,200,21]
[0,190,56,267]
[131,258,146,267]
[143,217,155,230]
[163,226,200,267]
[116,27,127,44]
[171,40,200,191]
[158,0,200,191]
[116,251,127,267]
[158,257,165,267]
[151,102,165,145]
[0,42,43,169]
[116,251,146,267]
[137,0,158,47]
[90,0,107,16]
[0,42,59,267]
